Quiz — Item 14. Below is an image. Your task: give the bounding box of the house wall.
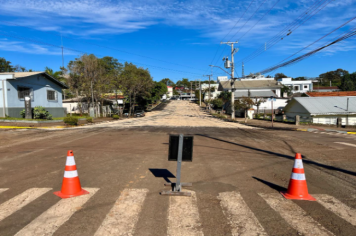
[255,99,288,111]
[313,115,356,126]
[1,75,65,118]
[284,100,311,117]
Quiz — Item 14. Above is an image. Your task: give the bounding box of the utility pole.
[199,79,201,107]
[190,82,193,100]
[203,74,212,111]
[242,62,245,77]
[61,34,64,68]
[221,41,239,119]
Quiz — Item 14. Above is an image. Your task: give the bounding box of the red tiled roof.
[102,95,125,99]
[306,91,356,97]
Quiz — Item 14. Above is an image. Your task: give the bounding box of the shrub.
[20,109,26,118]
[113,115,120,119]
[33,106,52,120]
[86,117,93,123]
[64,117,78,126]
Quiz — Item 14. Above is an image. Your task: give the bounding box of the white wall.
[313,116,356,125]
[255,99,288,110]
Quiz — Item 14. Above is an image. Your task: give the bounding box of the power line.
[0,20,206,73]
[257,26,356,74]
[237,0,281,42]
[206,0,256,72]
[0,30,203,76]
[239,0,333,65]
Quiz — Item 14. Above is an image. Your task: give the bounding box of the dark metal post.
[175,134,183,192]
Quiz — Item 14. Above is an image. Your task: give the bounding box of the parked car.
[134,110,145,117]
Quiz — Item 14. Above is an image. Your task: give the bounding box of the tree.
[218,91,231,103]
[0,57,14,72]
[160,78,175,87]
[293,76,306,81]
[274,73,288,80]
[176,78,190,88]
[151,82,168,102]
[339,72,356,91]
[319,68,349,86]
[281,85,293,97]
[234,96,254,123]
[253,97,266,114]
[211,98,224,109]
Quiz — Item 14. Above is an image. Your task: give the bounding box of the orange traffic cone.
[281,153,316,201]
[54,150,89,198]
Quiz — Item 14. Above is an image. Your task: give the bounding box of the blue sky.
[0,0,355,82]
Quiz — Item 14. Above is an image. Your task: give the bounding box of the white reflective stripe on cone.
[0,189,8,194]
[291,173,306,180]
[65,156,76,166]
[293,159,304,169]
[64,170,78,178]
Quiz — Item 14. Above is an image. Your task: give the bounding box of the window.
[18,86,31,99]
[294,86,299,91]
[304,85,308,89]
[47,90,57,101]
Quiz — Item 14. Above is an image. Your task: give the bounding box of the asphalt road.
[0,101,356,236]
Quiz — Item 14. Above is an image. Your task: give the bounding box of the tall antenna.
[61,34,64,68]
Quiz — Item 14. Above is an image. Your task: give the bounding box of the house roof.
[289,97,356,115]
[306,91,356,97]
[234,90,277,98]
[218,80,282,91]
[312,86,339,90]
[0,72,69,89]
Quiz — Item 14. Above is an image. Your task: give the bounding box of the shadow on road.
[196,134,356,177]
[253,177,287,192]
[149,168,175,183]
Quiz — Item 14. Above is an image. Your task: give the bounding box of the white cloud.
[0,38,76,55]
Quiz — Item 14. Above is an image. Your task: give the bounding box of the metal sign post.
[25,96,32,119]
[161,134,193,196]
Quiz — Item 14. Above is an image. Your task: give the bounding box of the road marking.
[314,194,356,226]
[15,188,98,236]
[95,188,148,236]
[0,188,9,194]
[218,191,267,236]
[0,188,51,222]
[334,142,356,148]
[259,193,334,236]
[167,190,203,236]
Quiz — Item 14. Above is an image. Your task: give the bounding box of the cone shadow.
[253,177,287,192]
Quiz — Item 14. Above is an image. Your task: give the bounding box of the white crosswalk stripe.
[0,188,9,194]
[0,188,51,222]
[259,193,334,236]
[95,188,148,236]
[167,190,203,236]
[314,194,356,226]
[15,188,98,236]
[218,191,267,236]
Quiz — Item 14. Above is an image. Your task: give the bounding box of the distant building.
[218,80,282,97]
[277,78,313,94]
[217,76,229,83]
[200,83,220,100]
[167,86,173,98]
[0,72,68,118]
[306,91,356,97]
[284,97,356,125]
[312,86,341,92]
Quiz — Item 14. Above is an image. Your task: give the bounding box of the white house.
[218,80,282,97]
[201,83,220,100]
[167,86,173,98]
[284,97,356,125]
[278,78,313,94]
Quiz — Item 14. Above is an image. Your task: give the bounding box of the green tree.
[319,68,349,86]
[0,57,14,72]
[160,78,175,87]
[218,91,231,103]
[234,96,254,123]
[281,85,293,97]
[211,98,224,109]
[339,72,356,91]
[176,78,190,88]
[151,82,168,102]
[293,76,306,81]
[275,73,288,80]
